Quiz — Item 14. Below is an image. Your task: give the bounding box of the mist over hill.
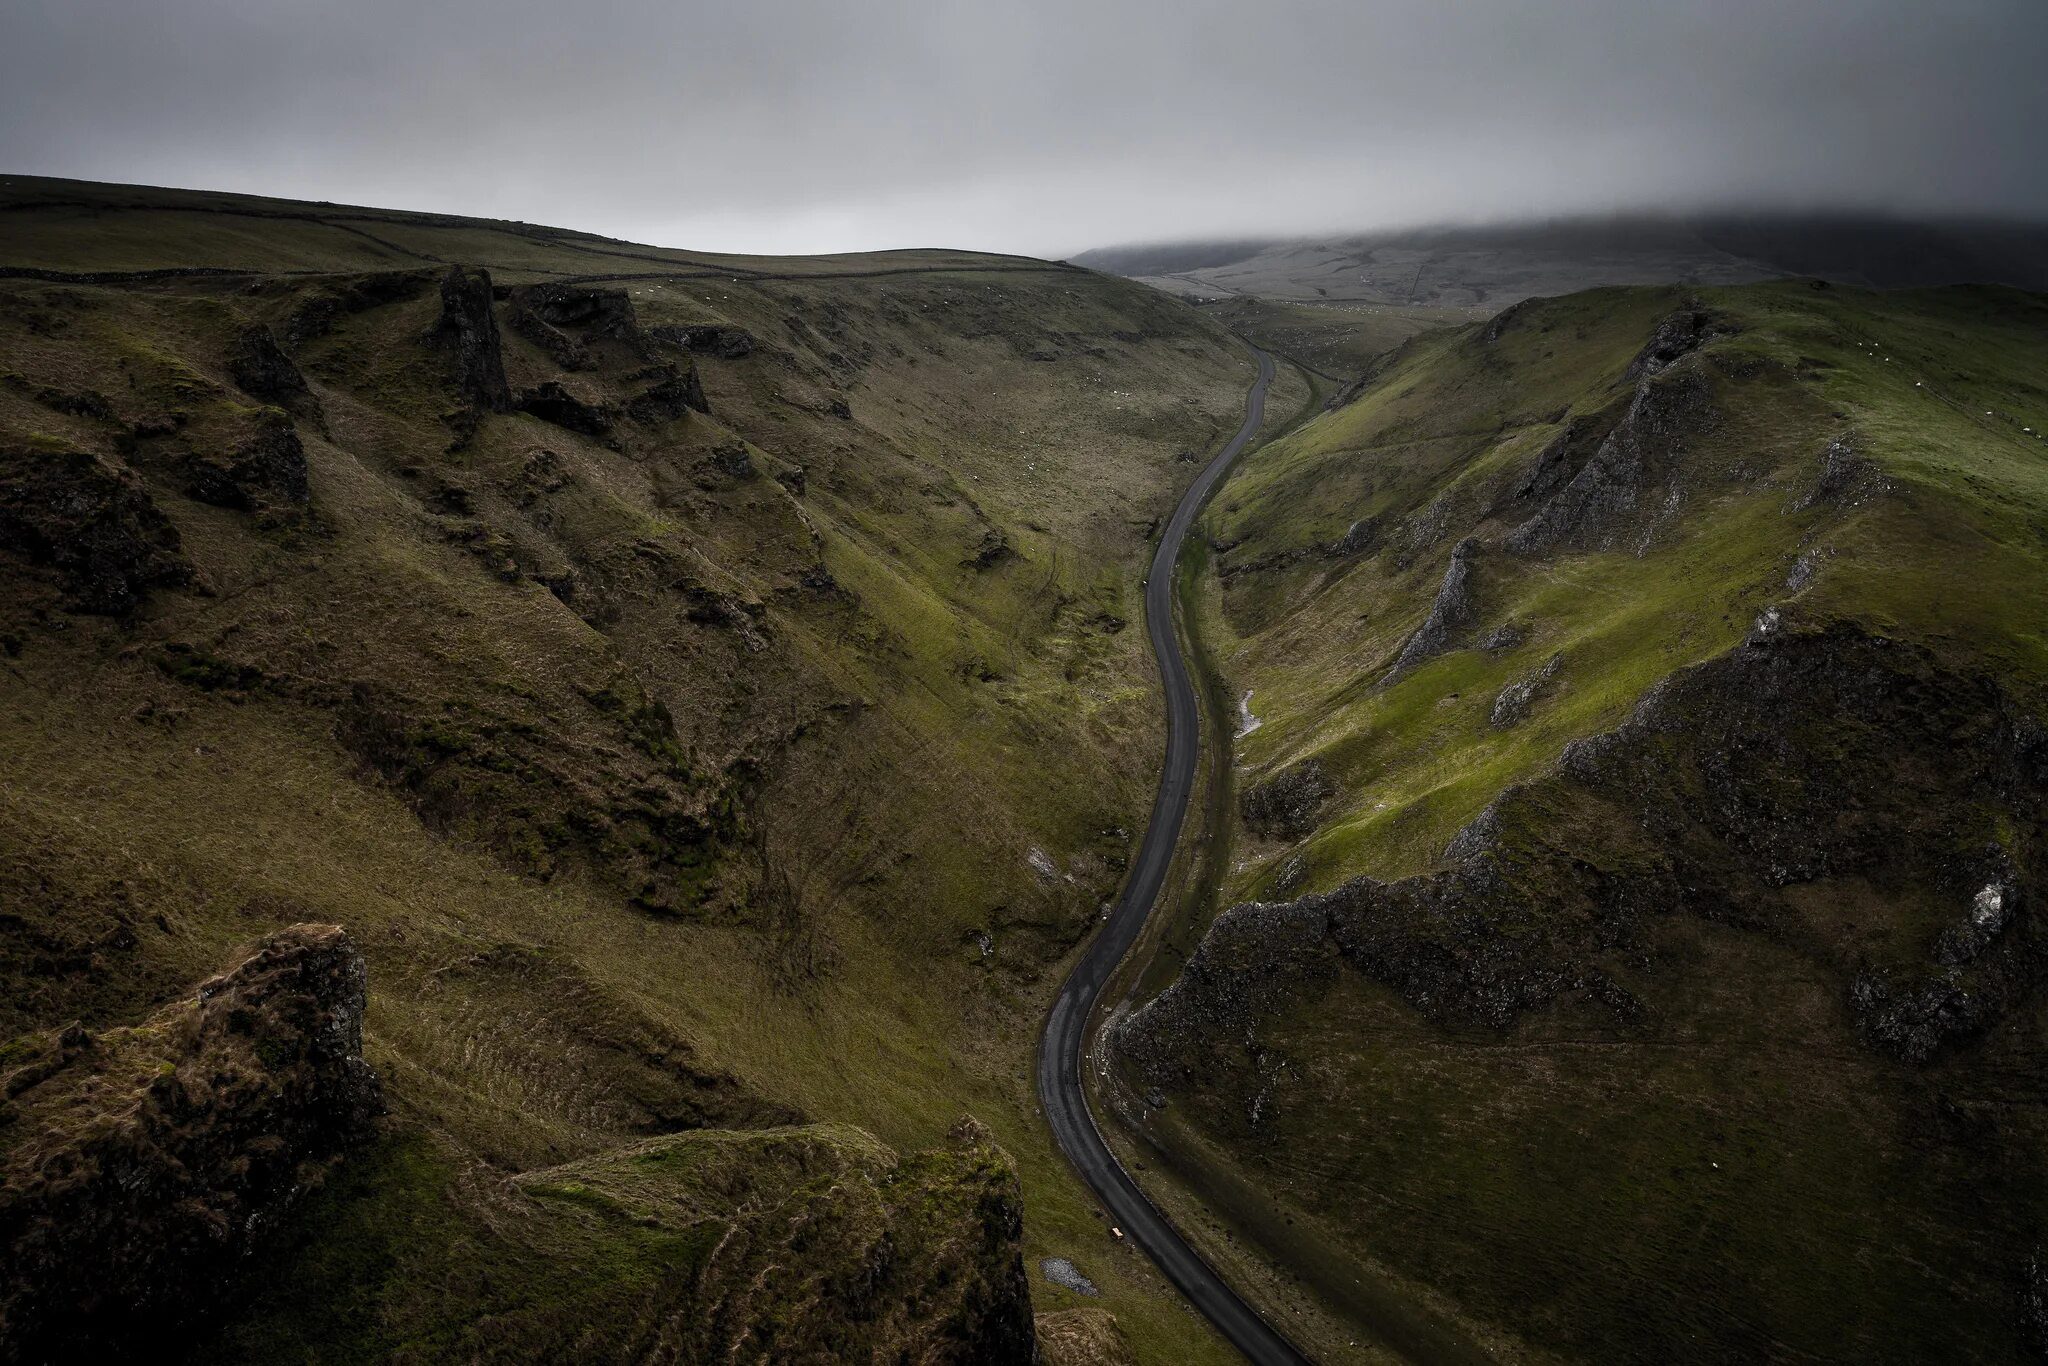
[1077,213,2048,308]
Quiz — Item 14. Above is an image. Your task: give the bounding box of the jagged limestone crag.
[1506,359,1713,555]
[506,282,644,371]
[1489,650,1562,727]
[1122,624,2047,1081]
[427,264,512,414]
[1387,536,1480,675]
[0,925,383,1361]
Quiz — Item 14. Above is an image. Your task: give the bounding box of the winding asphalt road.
[1036,348,1311,1366]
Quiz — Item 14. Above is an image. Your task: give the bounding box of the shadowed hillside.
[0,176,1271,1363]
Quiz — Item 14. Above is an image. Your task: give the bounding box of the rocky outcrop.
[515,380,614,437]
[425,265,511,413]
[1624,304,1718,379]
[1505,408,1620,509]
[0,444,190,613]
[652,323,757,359]
[1508,362,1712,555]
[1388,536,1480,674]
[624,363,708,422]
[965,528,1015,569]
[227,324,308,402]
[1240,758,1337,839]
[1325,516,1379,558]
[180,408,310,514]
[1490,651,1562,727]
[0,925,384,1360]
[507,283,645,371]
[1122,625,2048,1086]
[1793,435,1886,511]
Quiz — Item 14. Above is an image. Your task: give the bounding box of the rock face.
[507,283,644,371]
[1506,410,1619,509]
[0,443,190,613]
[1240,758,1337,839]
[515,380,614,437]
[1508,361,1712,555]
[1388,536,1481,674]
[0,925,384,1360]
[227,324,308,402]
[652,323,757,359]
[1624,304,1717,379]
[180,408,311,513]
[1122,624,2048,1079]
[426,265,511,413]
[1794,435,1886,511]
[1490,651,1562,727]
[623,363,709,422]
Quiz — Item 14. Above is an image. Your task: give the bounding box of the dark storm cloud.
[3,0,2044,255]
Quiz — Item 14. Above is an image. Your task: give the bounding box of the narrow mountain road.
[1037,348,1311,1366]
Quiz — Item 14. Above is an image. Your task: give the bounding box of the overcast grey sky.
[3,0,2044,256]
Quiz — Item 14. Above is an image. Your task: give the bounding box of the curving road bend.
[1037,348,1311,1366]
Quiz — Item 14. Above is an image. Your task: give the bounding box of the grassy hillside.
[1114,280,2048,1360]
[0,177,1261,1361]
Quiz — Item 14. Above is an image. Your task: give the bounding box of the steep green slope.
[1115,281,2048,1361]
[0,177,1259,1361]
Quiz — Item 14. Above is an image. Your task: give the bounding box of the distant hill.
[1076,214,2048,307]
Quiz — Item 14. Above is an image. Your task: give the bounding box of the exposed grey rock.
[1491,651,1562,727]
[1388,537,1480,674]
[1937,879,2017,966]
[1404,493,1453,555]
[1793,435,1887,511]
[693,442,750,481]
[1325,517,1379,558]
[283,270,430,349]
[680,584,769,652]
[1511,417,1605,506]
[0,926,383,1360]
[181,409,310,513]
[1787,546,1830,592]
[507,283,643,371]
[1241,759,1336,839]
[1480,622,1526,652]
[1508,364,1712,555]
[1121,625,2048,1087]
[1624,305,1716,380]
[1039,1258,1099,1297]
